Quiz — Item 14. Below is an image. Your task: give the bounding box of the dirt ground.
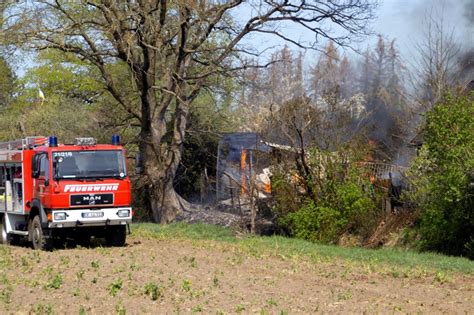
[0,236,473,314]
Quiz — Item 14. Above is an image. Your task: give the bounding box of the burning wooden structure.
[216,133,271,207]
[215,132,411,218]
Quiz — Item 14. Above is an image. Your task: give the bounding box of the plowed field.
[0,226,473,314]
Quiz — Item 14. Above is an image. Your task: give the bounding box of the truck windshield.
[53,150,126,179]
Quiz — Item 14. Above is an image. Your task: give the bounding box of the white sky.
[238,0,473,61]
[372,0,473,56]
[10,0,474,77]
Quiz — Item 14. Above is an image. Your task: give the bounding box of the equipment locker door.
[0,166,15,212]
[0,166,5,212]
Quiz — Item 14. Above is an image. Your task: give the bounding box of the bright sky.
[372,0,473,57]
[239,0,473,61]
[10,0,474,77]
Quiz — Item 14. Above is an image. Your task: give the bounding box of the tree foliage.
[0,56,15,108]
[0,49,131,142]
[4,0,375,222]
[406,92,474,258]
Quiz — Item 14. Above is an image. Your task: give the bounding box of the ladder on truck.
[0,137,48,152]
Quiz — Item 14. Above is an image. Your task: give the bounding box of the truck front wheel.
[105,225,126,247]
[29,215,51,250]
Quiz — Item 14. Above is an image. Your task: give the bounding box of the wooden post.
[200,169,205,205]
[249,150,256,234]
[229,183,234,208]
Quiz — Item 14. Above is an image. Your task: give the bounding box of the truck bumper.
[48,207,132,228]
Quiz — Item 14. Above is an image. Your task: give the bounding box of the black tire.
[0,215,20,245]
[76,233,91,248]
[29,215,51,250]
[105,225,126,247]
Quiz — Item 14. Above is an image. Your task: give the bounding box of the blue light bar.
[112,134,121,145]
[48,136,58,147]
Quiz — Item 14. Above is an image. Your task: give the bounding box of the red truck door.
[33,153,51,207]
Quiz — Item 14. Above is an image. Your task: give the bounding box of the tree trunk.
[141,134,189,223]
[134,42,191,223]
[148,177,185,223]
[139,89,190,223]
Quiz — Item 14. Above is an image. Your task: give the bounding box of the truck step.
[9,230,28,236]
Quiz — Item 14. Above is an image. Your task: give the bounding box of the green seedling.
[115,303,126,315]
[235,304,245,313]
[60,256,70,266]
[182,279,192,292]
[46,273,63,289]
[337,291,352,301]
[76,269,85,281]
[0,287,12,304]
[267,298,278,306]
[91,260,100,269]
[32,303,53,315]
[192,305,203,313]
[108,278,123,297]
[144,282,161,301]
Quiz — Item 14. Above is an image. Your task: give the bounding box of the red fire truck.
[0,136,132,249]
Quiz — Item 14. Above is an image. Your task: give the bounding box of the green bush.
[274,148,379,243]
[336,177,377,237]
[271,169,303,217]
[406,92,473,258]
[284,203,344,243]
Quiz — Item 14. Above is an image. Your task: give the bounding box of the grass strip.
[132,222,474,275]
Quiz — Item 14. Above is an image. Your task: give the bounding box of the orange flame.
[240,148,247,195]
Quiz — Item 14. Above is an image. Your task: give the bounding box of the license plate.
[81,212,104,218]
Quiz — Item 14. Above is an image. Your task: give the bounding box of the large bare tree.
[5,0,375,222]
[413,11,461,107]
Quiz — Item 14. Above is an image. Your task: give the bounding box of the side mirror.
[53,156,62,180]
[32,154,41,178]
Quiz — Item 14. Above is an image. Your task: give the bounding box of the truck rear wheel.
[0,215,19,245]
[29,215,51,250]
[105,225,126,247]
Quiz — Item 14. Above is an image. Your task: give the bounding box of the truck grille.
[70,194,114,206]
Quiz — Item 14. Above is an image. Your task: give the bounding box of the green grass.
[134,222,236,242]
[132,222,474,274]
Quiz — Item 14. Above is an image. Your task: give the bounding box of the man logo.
[82,195,102,204]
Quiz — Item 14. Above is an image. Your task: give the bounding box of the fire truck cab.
[0,136,132,249]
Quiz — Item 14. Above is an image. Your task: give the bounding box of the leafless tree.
[5,0,375,222]
[413,10,461,108]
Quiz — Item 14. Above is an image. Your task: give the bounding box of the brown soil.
[0,236,473,314]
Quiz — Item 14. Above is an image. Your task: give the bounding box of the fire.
[240,148,247,195]
[370,175,376,183]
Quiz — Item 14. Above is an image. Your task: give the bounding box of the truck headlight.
[117,209,130,217]
[54,212,67,221]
